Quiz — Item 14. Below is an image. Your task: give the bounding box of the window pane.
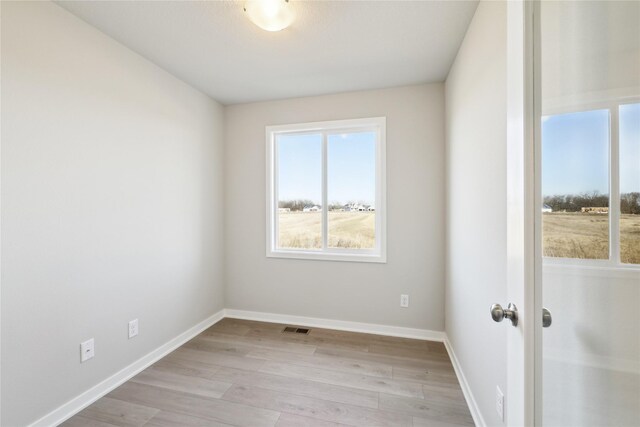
[327,132,376,249]
[276,133,322,249]
[620,103,640,264]
[541,109,610,259]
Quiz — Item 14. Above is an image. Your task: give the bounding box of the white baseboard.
[224,308,446,342]
[444,337,486,427]
[30,308,448,427]
[29,309,225,427]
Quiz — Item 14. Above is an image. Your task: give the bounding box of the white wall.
[541,0,640,104]
[445,1,507,426]
[225,84,446,331]
[1,2,225,426]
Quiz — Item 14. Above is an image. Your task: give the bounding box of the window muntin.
[267,118,386,262]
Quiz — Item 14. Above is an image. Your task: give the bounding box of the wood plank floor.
[62,319,474,427]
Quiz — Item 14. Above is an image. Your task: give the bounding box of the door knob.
[542,307,552,328]
[490,303,518,326]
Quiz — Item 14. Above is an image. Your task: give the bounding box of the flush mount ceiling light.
[244,0,294,32]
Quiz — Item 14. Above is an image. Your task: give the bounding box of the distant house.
[278,207,291,213]
[343,203,371,212]
[303,205,321,212]
[542,204,552,213]
[581,207,608,214]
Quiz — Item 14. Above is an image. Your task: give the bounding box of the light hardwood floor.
[62,319,474,427]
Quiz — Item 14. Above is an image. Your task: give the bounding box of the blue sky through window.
[277,131,376,206]
[620,103,640,194]
[328,132,375,206]
[277,133,322,204]
[542,104,639,196]
[542,109,610,196]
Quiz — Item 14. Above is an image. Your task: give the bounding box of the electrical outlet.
[80,338,94,363]
[128,319,139,339]
[496,386,504,421]
[400,294,409,308]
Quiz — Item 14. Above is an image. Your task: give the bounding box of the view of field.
[278,211,375,249]
[278,211,639,262]
[543,212,640,264]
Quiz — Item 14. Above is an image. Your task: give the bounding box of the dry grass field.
[543,212,640,264]
[278,211,375,249]
[278,211,639,263]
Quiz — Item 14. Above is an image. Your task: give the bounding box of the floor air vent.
[282,326,310,334]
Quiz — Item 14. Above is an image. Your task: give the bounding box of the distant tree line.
[278,200,316,211]
[621,193,640,214]
[543,192,640,214]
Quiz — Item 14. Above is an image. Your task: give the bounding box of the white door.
[486,2,638,424]
[535,1,640,426]
[504,1,537,425]
[505,2,639,425]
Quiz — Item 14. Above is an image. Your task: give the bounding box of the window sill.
[267,249,386,264]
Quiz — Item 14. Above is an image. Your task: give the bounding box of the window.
[620,103,640,264]
[266,117,386,262]
[541,102,639,265]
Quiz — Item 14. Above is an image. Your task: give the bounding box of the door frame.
[506,0,537,425]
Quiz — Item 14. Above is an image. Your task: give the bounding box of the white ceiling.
[56,0,479,105]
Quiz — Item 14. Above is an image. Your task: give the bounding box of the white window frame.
[541,95,640,270]
[266,117,386,263]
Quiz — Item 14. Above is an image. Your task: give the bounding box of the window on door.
[266,117,386,262]
[541,102,640,265]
